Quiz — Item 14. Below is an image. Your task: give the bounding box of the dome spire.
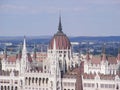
[58,13,62,32]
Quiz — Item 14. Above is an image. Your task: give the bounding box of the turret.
[4,46,7,59]
[117,46,120,61]
[18,44,22,60]
[49,39,61,90]
[86,49,90,61]
[33,44,37,60]
[101,43,107,61]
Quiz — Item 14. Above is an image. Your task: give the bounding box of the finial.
[4,46,7,59]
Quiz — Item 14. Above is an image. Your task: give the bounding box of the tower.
[49,39,61,90]
[48,15,73,74]
[33,43,37,60]
[101,43,108,74]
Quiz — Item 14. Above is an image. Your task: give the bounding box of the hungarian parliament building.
[0,17,120,90]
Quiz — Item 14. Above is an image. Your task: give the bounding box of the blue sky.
[0,0,120,36]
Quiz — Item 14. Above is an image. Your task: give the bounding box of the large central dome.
[49,16,71,50]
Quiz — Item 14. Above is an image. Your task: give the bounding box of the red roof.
[8,55,17,62]
[83,73,115,80]
[6,53,32,62]
[91,56,101,64]
[49,31,71,50]
[108,56,117,64]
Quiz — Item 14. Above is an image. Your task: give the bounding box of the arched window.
[59,60,62,69]
[1,86,3,90]
[44,66,46,69]
[39,78,41,86]
[43,78,45,84]
[36,78,38,84]
[116,84,119,90]
[20,80,23,86]
[15,86,17,90]
[29,77,31,85]
[51,81,53,87]
[11,86,13,90]
[8,86,10,90]
[46,78,48,84]
[96,83,98,88]
[4,86,6,90]
[25,77,28,85]
[32,77,34,83]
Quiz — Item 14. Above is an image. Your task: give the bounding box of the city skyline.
[0,0,120,36]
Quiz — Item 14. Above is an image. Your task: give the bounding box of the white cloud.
[0,4,88,14]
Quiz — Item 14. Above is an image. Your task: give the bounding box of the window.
[11,86,13,90]
[64,82,67,86]
[68,82,70,86]
[15,87,17,90]
[1,86,3,90]
[84,83,86,87]
[92,84,94,87]
[101,84,104,88]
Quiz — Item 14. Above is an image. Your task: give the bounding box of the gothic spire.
[58,14,62,32]
[22,36,27,57]
[20,36,28,74]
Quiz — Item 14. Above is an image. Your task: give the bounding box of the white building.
[0,17,78,90]
[1,16,120,90]
[82,47,120,90]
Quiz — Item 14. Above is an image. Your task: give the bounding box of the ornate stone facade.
[0,17,77,90]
